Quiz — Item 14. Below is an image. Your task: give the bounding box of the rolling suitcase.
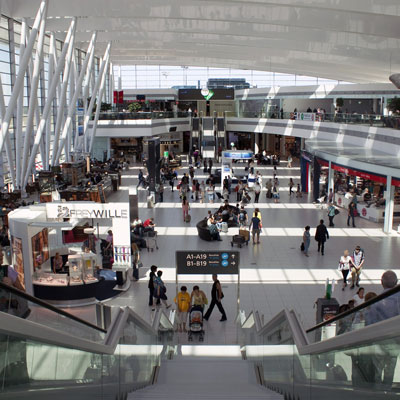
[221,222,228,233]
[185,214,191,223]
[231,235,246,248]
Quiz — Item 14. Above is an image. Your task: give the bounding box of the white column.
[66,52,77,161]
[307,162,312,193]
[20,1,48,184]
[327,161,334,193]
[89,49,111,153]
[83,43,111,153]
[22,19,76,189]
[0,75,16,188]
[383,175,394,233]
[254,132,260,154]
[54,32,97,164]
[15,19,27,187]
[44,32,55,170]
[50,19,76,166]
[0,0,47,155]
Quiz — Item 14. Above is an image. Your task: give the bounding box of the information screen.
[178,89,234,101]
[176,251,240,275]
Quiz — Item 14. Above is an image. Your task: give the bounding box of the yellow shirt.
[174,292,191,312]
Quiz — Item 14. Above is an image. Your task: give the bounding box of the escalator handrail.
[306,283,400,334]
[0,281,106,333]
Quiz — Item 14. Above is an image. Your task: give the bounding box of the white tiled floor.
[95,161,400,343]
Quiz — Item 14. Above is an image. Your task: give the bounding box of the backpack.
[239,212,246,222]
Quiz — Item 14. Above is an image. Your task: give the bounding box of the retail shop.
[305,140,400,232]
[8,202,132,305]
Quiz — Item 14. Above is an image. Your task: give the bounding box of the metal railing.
[225,111,400,129]
[92,110,190,120]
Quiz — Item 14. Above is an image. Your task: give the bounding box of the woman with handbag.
[338,249,355,290]
[154,270,171,308]
[327,204,337,227]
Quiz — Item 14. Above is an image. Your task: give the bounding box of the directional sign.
[176,251,240,275]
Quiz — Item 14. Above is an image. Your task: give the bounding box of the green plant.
[336,98,344,108]
[387,97,400,115]
[100,102,112,112]
[127,102,141,112]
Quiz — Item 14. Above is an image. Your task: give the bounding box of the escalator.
[237,284,400,400]
[1,281,400,399]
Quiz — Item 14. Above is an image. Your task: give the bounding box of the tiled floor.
[95,161,400,343]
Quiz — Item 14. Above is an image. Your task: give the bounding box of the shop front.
[8,202,132,305]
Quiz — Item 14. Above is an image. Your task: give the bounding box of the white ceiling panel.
[3,0,400,82]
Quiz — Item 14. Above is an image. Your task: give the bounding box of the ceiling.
[2,0,400,83]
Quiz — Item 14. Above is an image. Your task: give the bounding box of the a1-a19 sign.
[176,251,240,275]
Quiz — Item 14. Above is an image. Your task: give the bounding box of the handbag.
[334,208,340,215]
[300,242,305,251]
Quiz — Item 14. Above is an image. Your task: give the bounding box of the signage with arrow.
[176,251,240,275]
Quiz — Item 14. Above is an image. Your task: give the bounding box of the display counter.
[33,277,117,302]
[357,203,400,222]
[59,178,112,203]
[334,193,361,209]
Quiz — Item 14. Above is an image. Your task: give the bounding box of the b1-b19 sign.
[176,251,240,275]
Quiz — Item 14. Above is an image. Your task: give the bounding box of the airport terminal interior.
[0,1,400,399]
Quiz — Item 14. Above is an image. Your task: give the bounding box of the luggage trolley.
[144,230,159,252]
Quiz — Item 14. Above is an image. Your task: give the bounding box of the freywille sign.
[176,251,240,275]
[46,203,129,219]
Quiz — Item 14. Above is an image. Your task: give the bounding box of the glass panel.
[0,316,160,399]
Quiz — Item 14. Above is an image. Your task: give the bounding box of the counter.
[356,203,400,223]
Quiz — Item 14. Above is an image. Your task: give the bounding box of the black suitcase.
[266,190,272,199]
[231,235,246,248]
[215,192,223,199]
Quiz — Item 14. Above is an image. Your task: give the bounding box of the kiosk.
[220,150,253,191]
[8,201,132,305]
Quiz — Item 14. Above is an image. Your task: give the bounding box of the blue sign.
[223,151,253,159]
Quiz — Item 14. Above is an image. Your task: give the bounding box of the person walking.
[169,177,174,192]
[327,203,336,227]
[287,154,293,168]
[153,270,171,308]
[288,178,294,196]
[249,208,261,244]
[253,182,261,203]
[148,265,160,308]
[347,202,356,227]
[272,184,280,203]
[338,250,353,290]
[182,196,190,222]
[159,183,164,202]
[351,246,365,288]
[315,219,329,255]
[303,226,311,257]
[137,169,145,189]
[203,274,227,322]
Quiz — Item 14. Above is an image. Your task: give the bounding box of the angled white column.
[44,32,55,171]
[0,75,16,188]
[83,43,111,153]
[75,37,96,151]
[50,19,76,167]
[15,19,27,187]
[20,0,48,185]
[89,49,111,153]
[0,0,47,157]
[66,52,77,162]
[383,175,394,233]
[54,32,97,165]
[22,19,76,189]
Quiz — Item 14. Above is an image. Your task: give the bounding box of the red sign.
[392,178,400,188]
[362,208,367,217]
[338,197,342,205]
[113,90,118,104]
[118,90,124,104]
[332,163,386,184]
[317,158,329,167]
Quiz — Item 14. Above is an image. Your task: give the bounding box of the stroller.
[188,305,204,342]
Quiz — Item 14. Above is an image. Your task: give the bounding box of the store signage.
[331,163,386,184]
[223,151,253,159]
[46,203,129,220]
[201,88,215,100]
[176,251,240,275]
[317,158,329,167]
[296,112,315,121]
